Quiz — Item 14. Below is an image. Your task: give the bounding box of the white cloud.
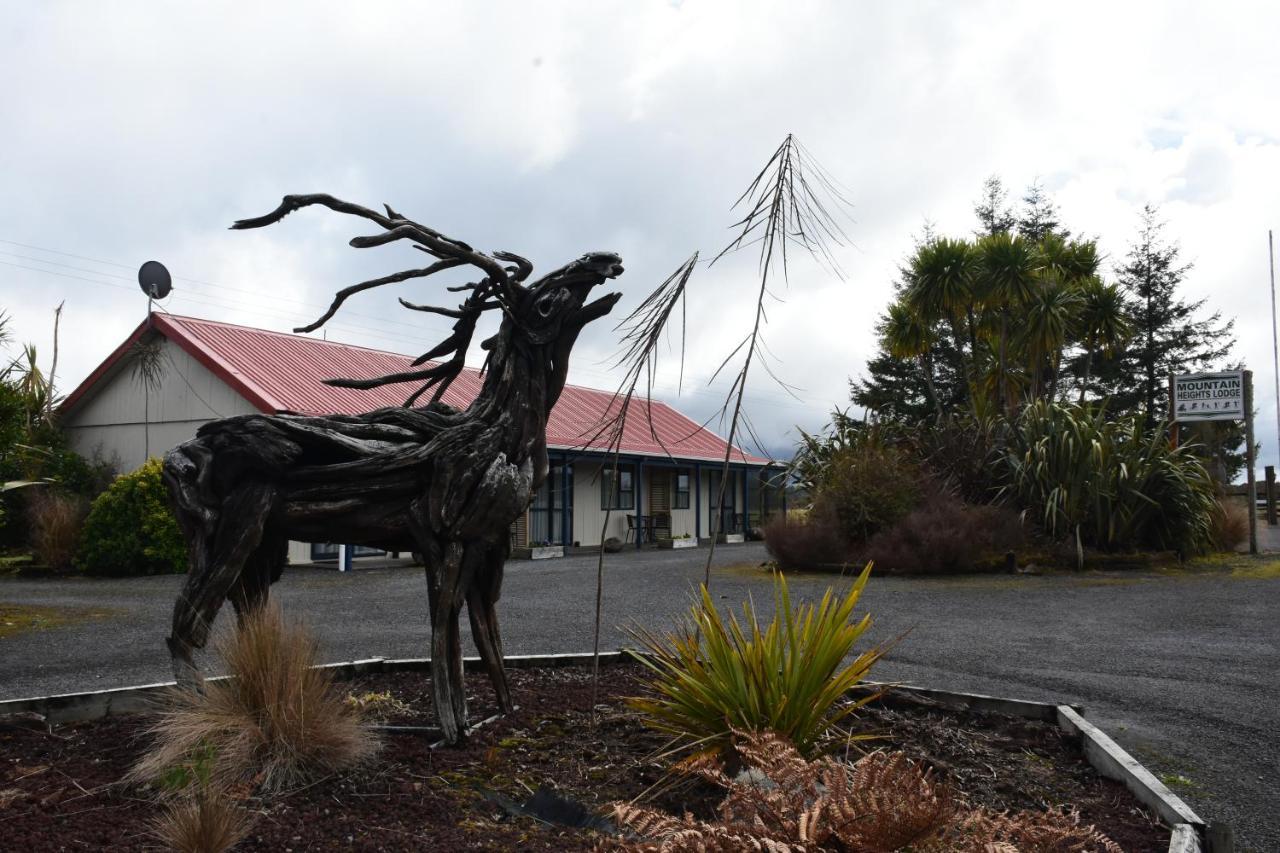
[1,0,1278,465]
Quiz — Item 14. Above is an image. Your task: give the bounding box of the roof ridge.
[159,312,424,359]
[70,313,771,465]
[164,313,676,402]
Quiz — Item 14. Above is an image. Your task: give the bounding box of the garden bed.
[0,663,1170,851]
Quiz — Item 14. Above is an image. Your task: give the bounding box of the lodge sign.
[1172,371,1244,422]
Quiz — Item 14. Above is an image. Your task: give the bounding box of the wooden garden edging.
[0,651,1222,852]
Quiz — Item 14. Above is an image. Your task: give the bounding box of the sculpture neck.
[470,329,556,459]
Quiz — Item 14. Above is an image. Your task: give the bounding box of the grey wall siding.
[63,335,258,471]
[571,461,633,546]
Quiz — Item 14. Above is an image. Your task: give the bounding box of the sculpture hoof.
[167,635,204,691]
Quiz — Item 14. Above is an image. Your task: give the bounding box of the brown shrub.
[1208,498,1249,553]
[151,791,252,853]
[132,603,379,793]
[858,492,1026,576]
[762,508,851,571]
[26,490,87,572]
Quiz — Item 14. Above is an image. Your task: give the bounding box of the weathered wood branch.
[166,199,624,745]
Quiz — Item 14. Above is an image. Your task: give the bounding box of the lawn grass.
[0,602,118,639]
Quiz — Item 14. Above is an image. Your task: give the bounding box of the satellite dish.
[138,260,172,299]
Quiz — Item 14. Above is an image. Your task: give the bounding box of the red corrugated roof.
[64,314,771,465]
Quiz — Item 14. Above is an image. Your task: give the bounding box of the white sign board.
[1172,371,1244,422]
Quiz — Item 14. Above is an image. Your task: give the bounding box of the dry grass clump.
[344,689,418,721]
[133,603,378,793]
[605,729,1122,853]
[1207,497,1249,552]
[151,791,253,853]
[26,490,87,572]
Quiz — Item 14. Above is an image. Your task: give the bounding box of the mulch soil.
[0,663,1170,851]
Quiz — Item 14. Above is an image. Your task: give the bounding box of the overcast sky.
[2,2,1278,466]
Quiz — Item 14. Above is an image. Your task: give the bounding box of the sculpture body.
[163,195,621,744]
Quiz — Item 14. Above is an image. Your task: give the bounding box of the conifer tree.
[973,176,1017,237]
[1017,179,1071,242]
[1096,204,1234,431]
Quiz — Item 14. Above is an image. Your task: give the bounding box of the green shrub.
[76,458,187,576]
[1002,400,1215,555]
[814,440,921,543]
[914,414,1005,503]
[627,565,886,758]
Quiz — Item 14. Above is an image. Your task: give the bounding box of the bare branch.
[293,260,466,333]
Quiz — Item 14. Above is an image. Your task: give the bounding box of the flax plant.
[1003,400,1215,562]
[627,564,886,758]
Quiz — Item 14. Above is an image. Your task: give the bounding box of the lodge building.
[60,314,782,563]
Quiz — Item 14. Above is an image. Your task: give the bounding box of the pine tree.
[1017,179,1070,242]
[973,176,1017,237]
[850,325,967,421]
[1098,204,1235,432]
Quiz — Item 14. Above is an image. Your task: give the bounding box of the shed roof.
[62,313,772,465]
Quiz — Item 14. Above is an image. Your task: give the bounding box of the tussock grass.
[1208,498,1250,553]
[133,603,378,792]
[26,490,86,572]
[151,791,252,853]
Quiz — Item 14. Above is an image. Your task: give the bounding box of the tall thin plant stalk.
[586,134,853,708]
[588,255,697,714]
[701,134,853,588]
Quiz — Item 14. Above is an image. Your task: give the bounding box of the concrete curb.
[0,650,1216,851]
[855,680,1080,723]
[1055,705,1206,834]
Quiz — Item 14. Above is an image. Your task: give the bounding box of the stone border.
[0,650,1216,851]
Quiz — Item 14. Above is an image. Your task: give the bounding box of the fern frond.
[950,806,1125,852]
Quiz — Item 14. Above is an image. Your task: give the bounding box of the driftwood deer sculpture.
[163,195,622,744]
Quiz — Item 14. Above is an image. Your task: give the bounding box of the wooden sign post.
[1245,370,1258,554]
[1172,369,1256,554]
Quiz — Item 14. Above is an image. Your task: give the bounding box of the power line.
[0,255,453,354]
[0,238,462,337]
[1,238,833,418]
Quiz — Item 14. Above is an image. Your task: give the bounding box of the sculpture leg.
[228,534,286,621]
[167,483,276,687]
[429,540,471,744]
[162,447,216,685]
[466,544,512,713]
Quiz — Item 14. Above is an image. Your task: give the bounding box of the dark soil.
[0,663,1170,851]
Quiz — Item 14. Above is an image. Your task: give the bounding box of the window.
[601,465,635,510]
[673,472,690,509]
[310,542,385,560]
[529,464,571,545]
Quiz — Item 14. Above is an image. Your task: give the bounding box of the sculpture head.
[231,195,626,406]
[515,252,625,346]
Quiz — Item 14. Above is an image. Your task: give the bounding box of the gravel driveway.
[1,543,1276,847]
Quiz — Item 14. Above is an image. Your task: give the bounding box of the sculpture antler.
[232,193,526,405]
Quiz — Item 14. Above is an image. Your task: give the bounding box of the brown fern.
[604,732,1123,853]
[610,802,809,852]
[946,806,1125,852]
[605,730,953,852]
[825,751,956,851]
